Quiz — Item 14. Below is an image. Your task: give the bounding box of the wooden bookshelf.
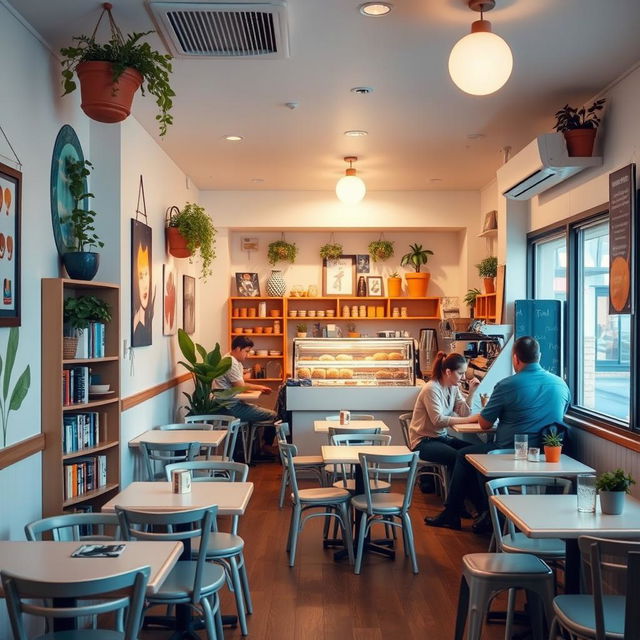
[474,293,497,323]
[41,279,121,518]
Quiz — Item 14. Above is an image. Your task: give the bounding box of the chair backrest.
[577,536,640,640]
[280,443,303,502]
[1,565,149,640]
[330,433,390,446]
[325,414,375,421]
[183,416,241,461]
[488,448,515,454]
[358,451,418,514]
[156,422,213,431]
[276,422,290,442]
[185,414,236,426]
[116,506,215,602]
[25,513,120,542]
[486,476,572,551]
[398,412,412,448]
[139,441,201,481]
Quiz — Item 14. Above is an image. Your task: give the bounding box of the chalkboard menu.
[514,299,562,376]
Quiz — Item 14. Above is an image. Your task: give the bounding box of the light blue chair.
[185,415,242,461]
[25,512,120,542]
[139,440,201,480]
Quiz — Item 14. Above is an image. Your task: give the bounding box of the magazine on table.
[71,544,126,558]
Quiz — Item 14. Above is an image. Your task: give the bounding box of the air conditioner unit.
[498,133,602,201]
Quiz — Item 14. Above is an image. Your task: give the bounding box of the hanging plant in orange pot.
[553,99,606,157]
[400,243,433,297]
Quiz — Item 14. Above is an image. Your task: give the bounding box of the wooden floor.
[142,460,519,639]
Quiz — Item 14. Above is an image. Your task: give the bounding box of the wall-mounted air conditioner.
[497,133,602,201]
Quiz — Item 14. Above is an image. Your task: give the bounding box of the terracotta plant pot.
[76,61,142,124]
[544,445,562,463]
[405,272,430,297]
[483,277,496,294]
[347,332,361,338]
[563,129,597,157]
[166,226,193,258]
[387,277,402,297]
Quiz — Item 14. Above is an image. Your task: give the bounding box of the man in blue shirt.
[426,336,571,531]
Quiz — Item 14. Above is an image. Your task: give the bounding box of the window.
[533,233,566,301]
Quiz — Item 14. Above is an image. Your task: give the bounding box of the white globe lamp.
[336,156,366,204]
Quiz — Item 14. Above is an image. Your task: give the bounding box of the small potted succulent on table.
[541,426,563,463]
[596,469,635,515]
[554,98,605,157]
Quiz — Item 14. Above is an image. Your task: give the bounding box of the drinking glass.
[577,474,597,513]
[514,434,528,460]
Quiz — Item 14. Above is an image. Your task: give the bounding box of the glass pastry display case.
[292,338,415,386]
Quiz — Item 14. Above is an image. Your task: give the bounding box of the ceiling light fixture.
[344,130,368,137]
[223,135,243,141]
[359,2,393,17]
[448,0,513,96]
[336,156,366,204]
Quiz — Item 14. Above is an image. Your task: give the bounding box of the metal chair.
[549,536,640,640]
[184,415,242,461]
[116,505,225,640]
[1,565,150,640]
[325,414,375,421]
[25,512,120,541]
[281,443,354,567]
[351,450,420,574]
[139,441,201,480]
[398,412,449,502]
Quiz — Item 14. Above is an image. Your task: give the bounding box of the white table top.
[102,482,254,515]
[322,445,411,464]
[128,429,227,448]
[0,541,182,597]
[236,390,261,401]
[314,419,390,433]
[466,453,595,477]
[490,494,640,539]
[451,423,497,433]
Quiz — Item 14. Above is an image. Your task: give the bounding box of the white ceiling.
[10,0,640,191]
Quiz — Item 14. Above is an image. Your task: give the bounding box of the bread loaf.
[319,354,335,361]
[335,354,353,361]
[372,352,388,361]
[326,368,340,378]
[311,368,327,379]
[296,367,311,378]
[387,352,403,360]
[339,368,354,379]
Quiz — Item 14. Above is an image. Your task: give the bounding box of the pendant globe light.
[336,156,366,204]
[448,0,513,96]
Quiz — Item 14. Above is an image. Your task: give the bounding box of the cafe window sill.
[566,411,640,453]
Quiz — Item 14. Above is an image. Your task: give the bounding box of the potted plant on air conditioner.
[541,426,563,463]
[476,256,498,294]
[464,288,481,318]
[400,243,434,297]
[596,469,635,515]
[368,239,395,263]
[296,324,307,338]
[387,271,402,297]
[63,296,112,358]
[60,4,174,136]
[553,98,606,157]
[62,158,104,281]
[346,322,360,338]
[166,203,216,280]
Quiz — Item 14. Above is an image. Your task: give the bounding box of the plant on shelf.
[541,426,563,463]
[346,322,360,338]
[166,203,217,280]
[400,243,434,297]
[387,270,402,297]
[0,328,30,448]
[268,239,298,266]
[319,242,343,261]
[60,4,174,135]
[62,158,103,281]
[553,98,606,157]
[63,296,112,358]
[368,239,394,262]
[476,256,498,294]
[296,323,307,338]
[596,468,635,515]
[177,329,244,415]
[464,288,481,316]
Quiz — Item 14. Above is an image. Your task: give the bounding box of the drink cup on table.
[527,447,540,462]
[339,410,351,425]
[577,474,597,513]
[514,434,528,460]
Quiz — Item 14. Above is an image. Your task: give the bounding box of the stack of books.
[74,323,106,359]
[63,412,101,453]
[62,366,90,405]
[63,454,107,500]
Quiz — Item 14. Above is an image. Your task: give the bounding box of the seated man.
[214,335,277,458]
[425,335,571,531]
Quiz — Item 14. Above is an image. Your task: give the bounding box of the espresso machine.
[417,328,438,379]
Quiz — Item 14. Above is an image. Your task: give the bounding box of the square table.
[128,429,227,448]
[466,453,595,478]
[451,423,497,433]
[314,419,390,434]
[236,390,262,401]
[490,493,640,593]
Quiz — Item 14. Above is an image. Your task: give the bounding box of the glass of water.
[577,474,597,513]
[514,434,528,460]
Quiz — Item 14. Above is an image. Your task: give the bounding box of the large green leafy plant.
[168,203,217,280]
[65,159,103,252]
[177,329,243,415]
[400,243,433,272]
[554,99,605,132]
[0,328,31,447]
[596,469,635,493]
[64,296,112,333]
[476,256,498,278]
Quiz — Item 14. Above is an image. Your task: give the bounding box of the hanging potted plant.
[476,256,498,294]
[60,4,174,136]
[553,98,606,157]
[541,426,563,463]
[400,243,434,297]
[63,295,112,358]
[368,238,395,263]
[387,271,402,298]
[62,158,104,281]
[166,203,217,280]
[464,288,481,318]
[319,241,343,261]
[596,469,635,515]
[266,237,297,297]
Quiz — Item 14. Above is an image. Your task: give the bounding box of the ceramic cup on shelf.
[290,310,298,318]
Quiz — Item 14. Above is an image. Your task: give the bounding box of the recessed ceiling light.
[250,178,264,183]
[344,130,368,137]
[430,178,443,183]
[350,86,374,95]
[359,2,393,17]
[223,135,243,142]
[467,133,485,140]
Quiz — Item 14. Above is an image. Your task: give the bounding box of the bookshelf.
[42,279,121,518]
[474,293,497,323]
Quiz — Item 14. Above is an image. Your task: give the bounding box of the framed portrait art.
[235,272,260,297]
[322,255,356,296]
[131,220,155,347]
[367,276,384,297]
[163,263,177,335]
[0,162,21,326]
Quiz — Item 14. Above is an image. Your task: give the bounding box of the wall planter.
[405,272,430,297]
[166,226,193,259]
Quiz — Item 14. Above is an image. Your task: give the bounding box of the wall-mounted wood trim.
[121,373,191,412]
[0,433,46,470]
[566,414,640,453]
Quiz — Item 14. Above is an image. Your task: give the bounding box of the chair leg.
[454,576,469,640]
[279,468,289,508]
[465,579,489,640]
[402,512,419,574]
[239,553,253,615]
[289,504,302,567]
[354,511,368,575]
[338,502,355,565]
[286,505,295,553]
[505,587,516,640]
[229,555,248,636]
[201,593,217,640]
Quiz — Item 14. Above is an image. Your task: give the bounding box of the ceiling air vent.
[149,2,290,58]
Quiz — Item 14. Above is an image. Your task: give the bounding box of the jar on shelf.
[273,320,281,334]
[351,305,358,317]
[342,305,350,318]
[248,308,257,318]
[401,306,408,318]
[232,307,239,318]
[240,308,248,318]
[359,305,366,317]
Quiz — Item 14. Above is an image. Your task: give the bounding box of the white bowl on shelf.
[89,384,110,393]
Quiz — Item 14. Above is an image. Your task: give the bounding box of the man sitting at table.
[425,335,571,532]
[214,335,277,458]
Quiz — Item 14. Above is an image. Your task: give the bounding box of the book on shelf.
[63,454,107,500]
[62,412,100,454]
[62,366,90,405]
[70,324,106,359]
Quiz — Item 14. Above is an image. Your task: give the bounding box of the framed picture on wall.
[0,162,21,326]
[183,275,196,334]
[322,255,356,296]
[366,276,384,297]
[356,254,370,274]
[163,263,177,335]
[131,219,155,347]
[235,272,260,297]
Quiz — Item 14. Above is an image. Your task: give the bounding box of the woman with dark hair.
[408,351,480,485]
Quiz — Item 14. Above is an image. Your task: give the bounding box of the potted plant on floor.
[596,469,635,515]
[400,243,433,297]
[464,288,481,318]
[62,158,104,281]
[387,271,402,297]
[541,426,563,463]
[60,4,174,136]
[368,238,394,263]
[554,98,606,157]
[63,295,112,358]
[476,256,498,294]
[166,203,216,280]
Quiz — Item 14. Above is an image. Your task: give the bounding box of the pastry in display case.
[293,338,415,386]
